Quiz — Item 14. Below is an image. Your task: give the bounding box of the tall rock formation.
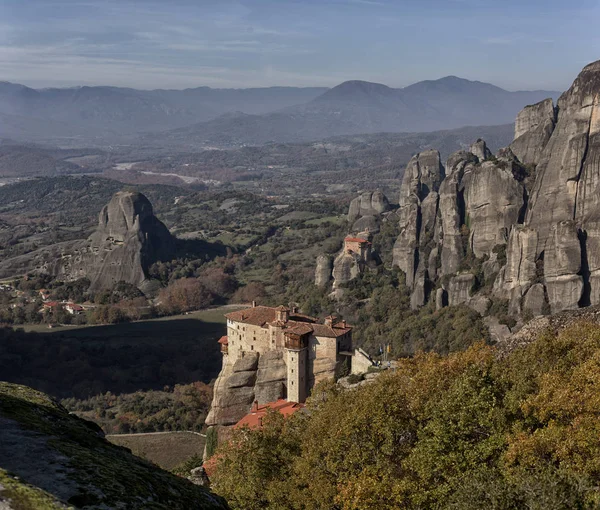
[316,190,390,292]
[0,191,176,293]
[388,60,600,321]
[510,98,556,165]
[347,190,391,234]
[80,191,176,292]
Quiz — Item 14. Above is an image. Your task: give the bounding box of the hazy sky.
[1,0,599,91]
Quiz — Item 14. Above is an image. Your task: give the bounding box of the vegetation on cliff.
[211,322,600,509]
[0,382,228,509]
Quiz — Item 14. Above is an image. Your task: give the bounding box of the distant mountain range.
[0,77,559,146]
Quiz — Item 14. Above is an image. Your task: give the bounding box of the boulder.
[469,295,491,316]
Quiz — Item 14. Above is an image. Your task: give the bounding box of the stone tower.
[285,332,308,403]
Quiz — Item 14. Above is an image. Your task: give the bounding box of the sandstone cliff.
[388,60,600,321]
[0,191,175,292]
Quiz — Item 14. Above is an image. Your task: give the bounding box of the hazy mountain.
[0,77,558,146]
[0,82,328,140]
[158,77,559,147]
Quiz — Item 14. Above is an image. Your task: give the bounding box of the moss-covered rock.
[0,382,229,509]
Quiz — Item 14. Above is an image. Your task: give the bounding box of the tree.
[158,278,213,314]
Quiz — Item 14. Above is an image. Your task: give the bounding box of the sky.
[1,0,599,91]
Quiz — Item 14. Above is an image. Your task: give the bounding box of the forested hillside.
[211,321,600,509]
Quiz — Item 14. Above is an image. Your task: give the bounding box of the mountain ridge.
[0,77,558,146]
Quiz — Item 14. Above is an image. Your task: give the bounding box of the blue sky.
[1,0,599,91]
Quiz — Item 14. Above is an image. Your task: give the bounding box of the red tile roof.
[217,335,228,345]
[344,236,369,243]
[225,305,352,338]
[235,400,305,429]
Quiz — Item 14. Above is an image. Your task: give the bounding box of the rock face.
[388,60,600,321]
[348,190,390,225]
[0,191,176,293]
[205,351,286,429]
[511,98,556,165]
[317,190,389,291]
[315,254,333,287]
[78,191,176,292]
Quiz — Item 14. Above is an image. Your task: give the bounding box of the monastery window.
[251,345,254,351]
[291,356,294,362]
[291,369,294,373]
[291,381,294,385]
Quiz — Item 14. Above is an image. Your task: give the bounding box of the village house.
[65,303,84,315]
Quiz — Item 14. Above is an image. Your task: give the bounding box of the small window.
[251,345,254,351]
[291,369,294,373]
[291,381,294,385]
[291,356,294,361]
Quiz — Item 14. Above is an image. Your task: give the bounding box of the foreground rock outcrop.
[0,191,175,292]
[388,60,600,320]
[0,382,228,509]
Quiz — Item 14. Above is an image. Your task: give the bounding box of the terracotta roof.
[235,400,305,429]
[344,236,369,243]
[225,306,277,326]
[42,301,59,308]
[311,323,352,337]
[286,323,314,336]
[217,335,228,345]
[225,305,352,337]
[274,305,290,311]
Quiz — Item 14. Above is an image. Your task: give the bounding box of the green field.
[107,432,206,471]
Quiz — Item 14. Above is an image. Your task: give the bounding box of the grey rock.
[464,160,524,258]
[469,138,492,161]
[435,287,448,310]
[225,371,256,389]
[351,214,380,234]
[233,352,259,373]
[511,98,556,165]
[438,152,476,275]
[332,251,362,289]
[544,221,583,312]
[526,62,600,250]
[493,226,539,312]
[448,273,475,306]
[469,295,491,316]
[315,254,333,288]
[522,283,546,317]
[348,190,390,222]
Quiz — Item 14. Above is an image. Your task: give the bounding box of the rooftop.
[225,305,352,337]
[235,399,305,429]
